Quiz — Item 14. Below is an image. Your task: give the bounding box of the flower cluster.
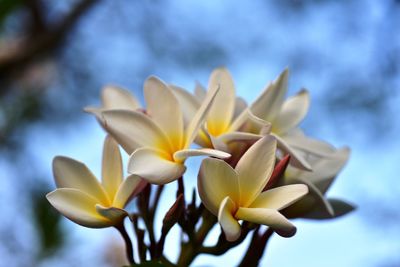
[47,67,354,266]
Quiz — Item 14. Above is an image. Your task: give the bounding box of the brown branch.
[24,0,47,34]
[0,0,99,89]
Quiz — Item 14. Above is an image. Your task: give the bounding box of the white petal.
[235,135,277,207]
[229,108,270,133]
[113,174,148,208]
[46,188,112,228]
[53,156,109,205]
[236,207,296,237]
[194,128,214,148]
[198,158,240,215]
[170,84,200,125]
[218,197,241,242]
[284,133,337,157]
[273,89,310,135]
[101,85,140,110]
[273,134,312,171]
[250,69,289,122]
[219,132,262,144]
[173,148,230,162]
[102,136,123,199]
[144,77,184,150]
[297,147,350,194]
[233,97,247,120]
[83,107,106,125]
[184,84,220,148]
[128,147,186,185]
[250,184,308,210]
[286,177,334,217]
[102,109,172,154]
[202,130,229,151]
[206,68,236,136]
[95,205,128,224]
[194,82,207,100]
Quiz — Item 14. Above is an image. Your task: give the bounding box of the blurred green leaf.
[0,0,25,26]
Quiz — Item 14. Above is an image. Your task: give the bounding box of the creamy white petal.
[194,82,207,100]
[304,147,349,194]
[273,89,310,135]
[206,68,236,136]
[209,134,230,152]
[194,128,213,148]
[113,174,148,208]
[144,77,184,150]
[184,84,220,148]
[273,134,312,171]
[170,84,200,125]
[287,177,334,216]
[128,147,186,185]
[53,156,109,205]
[250,69,289,122]
[218,197,241,242]
[46,188,112,228]
[229,108,270,133]
[101,85,140,110]
[198,158,240,215]
[202,130,229,151]
[301,147,350,182]
[95,205,128,223]
[102,109,172,154]
[219,132,262,144]
[283,133,337,157]
[249,184,308,210]
[233,97,247,120]
[102,136,123,199]
[235,135,277,207]
[83,107,105,125]
[236,207,296,237]
[173,148,230,162]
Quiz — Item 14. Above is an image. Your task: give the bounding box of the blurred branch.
[24,0,47,34]
[0,0,99,90]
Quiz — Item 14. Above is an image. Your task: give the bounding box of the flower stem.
[115,222,135,265]
[238,227,274,266]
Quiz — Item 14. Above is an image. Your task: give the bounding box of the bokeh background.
[1,0,399,266]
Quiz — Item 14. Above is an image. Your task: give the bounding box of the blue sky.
[1,0,400,266]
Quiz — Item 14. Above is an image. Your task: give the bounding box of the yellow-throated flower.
[100,76,230,185]
[173,68,264,152]
[198,135,308,241]
[173,67,311,170]
[46,136,147,228]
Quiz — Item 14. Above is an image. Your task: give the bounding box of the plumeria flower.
[177,68,266,152]
[198,135,308,241]
[46,136,147,228]
[100,76,230,185]
[173,67,311,170]
[281,140,354,219]
[84,85,141,125]
[250,69,309,136]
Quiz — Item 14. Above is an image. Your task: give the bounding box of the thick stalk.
[115,222,135,265]
[177,209,217,266]
[238,227,274,267]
